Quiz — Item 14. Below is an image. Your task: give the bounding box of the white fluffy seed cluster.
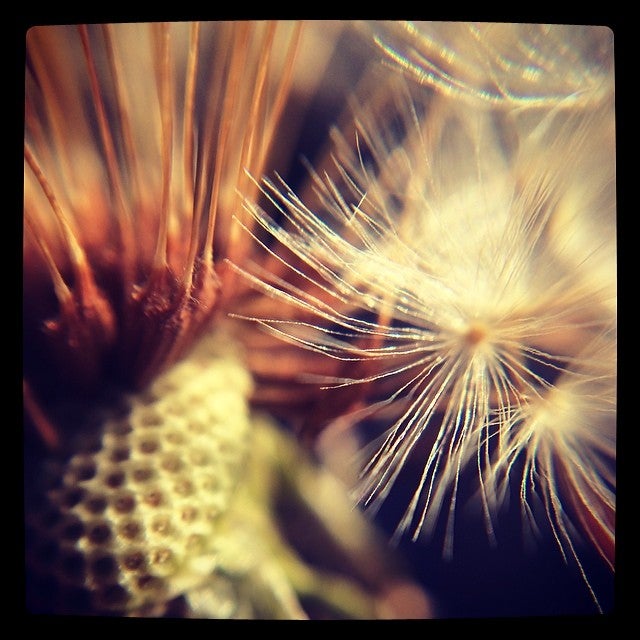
[25,334,254,615]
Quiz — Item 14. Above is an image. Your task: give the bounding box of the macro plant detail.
[23,21,428,619]
[232,23,617,614]
[23,21,303,400]
[25,329,421,617]
[23,20,616,619]
[371,21,614,113]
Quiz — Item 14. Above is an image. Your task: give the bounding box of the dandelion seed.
[231,27,616,612]
[488,328,616,566]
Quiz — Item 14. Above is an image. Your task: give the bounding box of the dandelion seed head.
[232,26,616,611]
[23,21,434,619]
[487,329,616,601]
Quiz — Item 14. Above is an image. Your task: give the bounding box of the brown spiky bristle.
[23,22,302,419]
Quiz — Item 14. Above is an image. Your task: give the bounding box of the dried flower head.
[23,22,306,405]
[23,21,431,619]
[231,23,616,613]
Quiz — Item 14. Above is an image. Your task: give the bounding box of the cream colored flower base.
[25,328,402,619]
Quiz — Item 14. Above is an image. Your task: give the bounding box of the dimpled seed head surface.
[26,333,254,615]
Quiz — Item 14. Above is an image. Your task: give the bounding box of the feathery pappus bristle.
[230,25,616,613]
[486,328,616,602]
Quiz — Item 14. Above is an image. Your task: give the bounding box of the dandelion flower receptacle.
[232,23,616,615]
[25,328,426,618]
